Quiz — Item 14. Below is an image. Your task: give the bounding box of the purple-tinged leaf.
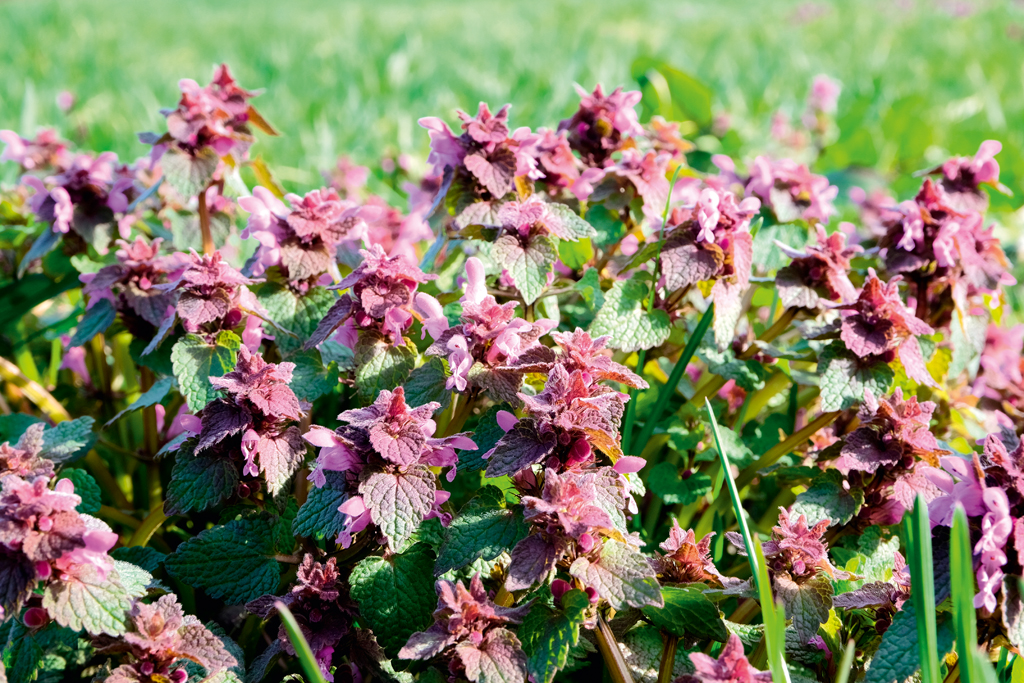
[505,534,562,591]
[304,295,353,351]
[258,426,307,497]
[568,540,663,610]
[484,419,557,478]
[196,399,253,453]
[455,627,528,683]
[360,466,436,550]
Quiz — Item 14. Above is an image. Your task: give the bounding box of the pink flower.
[676,634,772,683]
[807,74,842,115]
[926,455,987,527]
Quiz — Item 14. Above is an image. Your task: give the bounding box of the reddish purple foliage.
[674,634,772,683]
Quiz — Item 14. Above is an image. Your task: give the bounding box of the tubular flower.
[416,256,556,401]
[775,224,861,309]
[0,128,69,172]
[935,139,1003,212]
[836,270,936,386]
[304,387,475,550]
[240,186,376,285]
[746,155,837,224]
[400,574,529,683]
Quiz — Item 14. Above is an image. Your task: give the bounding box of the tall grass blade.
[836,639,856,683]
[706,397,790,683]
[904,495,940,683]
[633,304,714,452]
[275,600,328,683]
[952,504,978,683]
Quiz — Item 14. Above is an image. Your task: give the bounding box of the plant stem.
[99,505,141,530]
[622,349,647,455]
[85,450,132,509]
[128,505,168,547]
[658,635,679,683]
[595,612,636,683]
[0,355,71,421]
[198,185,215,255]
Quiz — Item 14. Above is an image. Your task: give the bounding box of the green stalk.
[752,536,790,683]
[633,304,715,454]
[836,639,857,683]
[622,349,647,455]
[951,505,978,683]
[704,398,758,588]
[658,635,679,683]
[905,495,940,683]
[275,600,328,683]
[128,505,168,548]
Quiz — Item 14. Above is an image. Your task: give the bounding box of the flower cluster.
[928,432,1024,614]
[743,155,837,224]
[651,521,723,586]
[484,328,647,476]
[80,237,188,332]
[558,84,643,167]
[306,244,435,349]
[837,270,936,386]
[415,256,556,401]
[247,555,354,681]
[673,634,772,683]
[0,128,69,172]
[157,249,263,349]
[145,63,261,161]
[660,181,760,345]
[239,186,376,285]
[17,147,137,245]
[0,470,117,616]
[190,346,306,496]
[0,423,55,481]
[95,594,237,683]
[775,224,861,310]
[304,387,475,549]
[400,574,529,683]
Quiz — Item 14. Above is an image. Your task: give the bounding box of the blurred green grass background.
[2,0,1023,206]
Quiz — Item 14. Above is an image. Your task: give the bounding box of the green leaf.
[952,506,980,683]
[703,421,755,468]
[40,417,96,463]
[568,539,663,610]
[774,572,833,643]
[0,413,41,443]
[165,442,240,515]
[573,267,604,312]
[403,358,452,413]
[642,584,729,642]
[864,607,954,683]
[164,518,281,605]
[589,278,671,353]
[818,343,895,412]
[106,376,175,426]
[699,342,769,392]
[161,146,219,198]
[55,469,100,514]
[791,470,864,526]
[41,564,134,636]
[68,299,116,348]
[435,486,529,575]
[647,462,712,505]
[353,333,416,402]
[130,335,176,377]
[17,228,62,278]
[292,471,347,540]
[545,203,598,241]
[171,331,242,411]
[459,405,512,473]
[492,233,558,305]
[349,542,437,659]
[110,546,166,573]
[519,589,591,683]
[1,621,79,683]
[557,237,593,270]
[287,349,338,402]
[256,284,337,355]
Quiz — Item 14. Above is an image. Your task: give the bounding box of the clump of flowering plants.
[1,61,1023,683]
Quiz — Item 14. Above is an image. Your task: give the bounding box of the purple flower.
[558,84,642,166]
[674,634,772,683]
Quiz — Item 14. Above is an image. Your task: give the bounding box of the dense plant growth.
[0,61,1021,683]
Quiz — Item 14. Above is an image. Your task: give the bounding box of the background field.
[3,0,1024,208]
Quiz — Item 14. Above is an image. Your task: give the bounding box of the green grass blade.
[836,639,856,683]
[704,398,758,587]
[904,495,940,683]
[952,504,978,683]
[275,600,329,683]
[752,536,791,683]
[633,304,715,452]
